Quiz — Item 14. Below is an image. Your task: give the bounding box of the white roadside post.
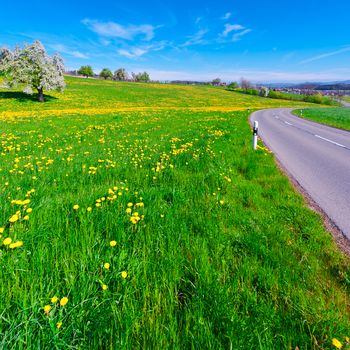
[253,121,258,150]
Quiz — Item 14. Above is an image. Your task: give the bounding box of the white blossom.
[0,40,65,101]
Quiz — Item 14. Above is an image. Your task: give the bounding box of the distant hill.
[263,80,350,90]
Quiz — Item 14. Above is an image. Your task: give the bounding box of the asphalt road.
[339,99,350,108]
[251,108,350,239]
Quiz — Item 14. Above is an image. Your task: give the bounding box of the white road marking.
[284,121,293,126]
[314,134,347,148]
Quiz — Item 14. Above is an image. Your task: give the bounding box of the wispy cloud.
[232,29,252,41]
[195,16,202,24]
[50,43,89,59]
[117,41,168,59]
[181,29,208,47]
[221,12,232,20]
[118,47,147,58]
[222,24,244,37]
[82,19,159,41]
[300,46,350,64]
[217,23,251,43]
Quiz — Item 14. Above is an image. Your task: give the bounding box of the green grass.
[1,77,350,349]
[294,108,350,131]
[0,76,323,119]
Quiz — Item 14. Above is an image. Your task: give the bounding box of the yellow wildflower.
[126,208,132,214]
[0,227,4,234]
[56,322,62,329]
[104,263,110,270]
[87,207,92,212]
[9,214,19,223]
[332,338,343,349]
[102,284,108,290]
[3,237,12,246]
[51,296,59,303]
[9,241,23,249]
[23,215,29,221]
[127,202,133,207]
[219,200,224,205]
[73,205,79,210]
[121,271,128,279]
[26,208,33,213]
[60,297,68,306]
[43,305,51,315]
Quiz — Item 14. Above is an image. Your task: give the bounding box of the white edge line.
[314,134,347,148]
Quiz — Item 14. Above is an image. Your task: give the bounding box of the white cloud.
[117,41,168,59]
[50,44,89,59]
[232,29,252,41]
[222,24,245,37]
[195,17,202,24]
[182,29,208,47]
[300,47,350,64]
[222,12,232,20]
[82,18,158,41]
[118,47,148,58]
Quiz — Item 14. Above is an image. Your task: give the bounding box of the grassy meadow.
[1,77,350,349]
[294,108,350,131]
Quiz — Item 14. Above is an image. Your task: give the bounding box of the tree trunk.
[37,88,44,102]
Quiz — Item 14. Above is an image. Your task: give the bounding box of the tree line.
[76,66,151,83]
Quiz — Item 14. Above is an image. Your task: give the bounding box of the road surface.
[339,99,350,108]
[251,108,350,239]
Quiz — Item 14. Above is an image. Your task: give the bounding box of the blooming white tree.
[0,41,65,102]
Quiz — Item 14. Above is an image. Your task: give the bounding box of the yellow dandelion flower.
[9,241,23,249]
[26,208,33,213]
[9,214,19,223]
[126,208,132,214]
[121,271,128,279]
[102,284,108,290]
[51,296,59,303]
[87,207,92,212]
[73,205,79,210]
[60,297,68,306]
[23,215,30,221]
[3,237,12,246]
[346,337,349,343]
[332,338,343,349]
[56,322,62,329]
[219,200,224,205]
[104,263,110,270]
[127,202,133,207]
[96,203,101,207]
[110,240,117,247]
[0,227,4,234]
[43,305,51,315]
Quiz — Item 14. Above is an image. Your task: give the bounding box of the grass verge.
[293,108,350,131]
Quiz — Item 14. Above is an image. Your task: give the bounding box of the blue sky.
[1,0,350,82]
